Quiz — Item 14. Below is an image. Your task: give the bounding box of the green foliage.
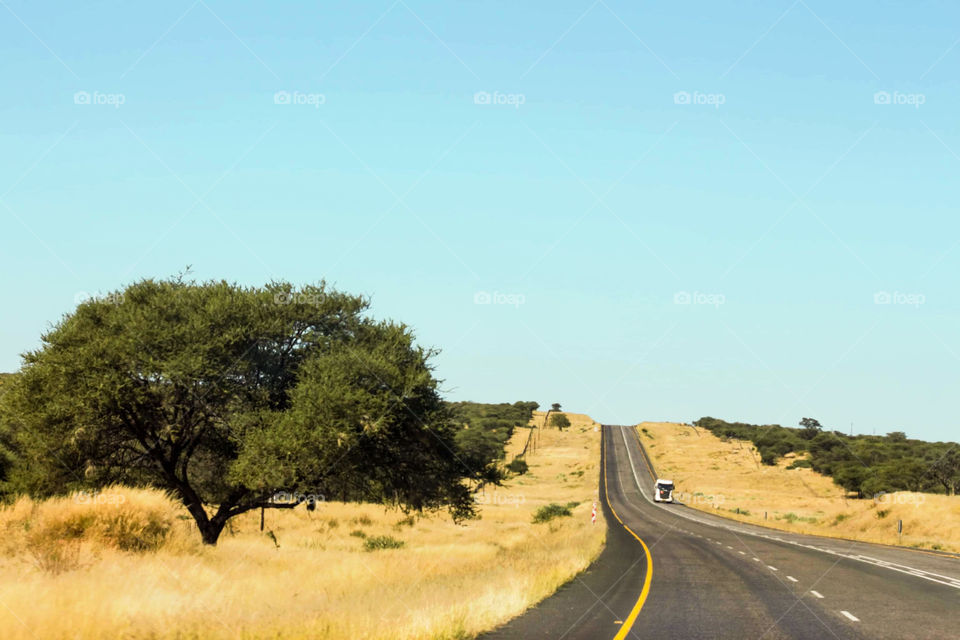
[694,416,960,499]
[363,535,404,551]
[448,400,538,483]
[506,457,529,475]
[532,503,572,523]
[549,413,572,431]
[0,277,485,544]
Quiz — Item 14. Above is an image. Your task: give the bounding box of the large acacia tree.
[0,278,479,544]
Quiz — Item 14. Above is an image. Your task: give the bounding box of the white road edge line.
[840,611,860,622]
[810,590,824,599]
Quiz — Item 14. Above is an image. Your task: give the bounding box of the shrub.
[349,529,367,538]
[506,458,529,475]
[876,509,890,519]
[787,459,812,470]
[0,487,181,556]
[363,535,404,551]
[532,503,572,524]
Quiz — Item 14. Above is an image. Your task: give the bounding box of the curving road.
[481,425,960,640]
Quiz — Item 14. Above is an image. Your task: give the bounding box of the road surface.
[481,425,960,639]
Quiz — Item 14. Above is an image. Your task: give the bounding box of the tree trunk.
[199,519,226,545]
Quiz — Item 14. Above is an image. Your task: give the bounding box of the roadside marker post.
[898,519,903,545]
[591,502,597,524]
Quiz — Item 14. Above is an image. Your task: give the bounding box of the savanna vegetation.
[0,413,605,640]
[694,416,960,499]
[640,422,960,553]
[0,276,531,545]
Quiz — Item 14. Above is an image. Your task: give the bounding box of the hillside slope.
[639,421,960,553]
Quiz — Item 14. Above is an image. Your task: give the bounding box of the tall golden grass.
[0,412,604,639]
[639,421,960,553]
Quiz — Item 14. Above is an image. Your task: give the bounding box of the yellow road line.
[602,426,654,640]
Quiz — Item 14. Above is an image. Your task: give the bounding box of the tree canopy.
[0,277,490,543]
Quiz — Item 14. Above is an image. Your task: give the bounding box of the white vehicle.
[654,479,674,503]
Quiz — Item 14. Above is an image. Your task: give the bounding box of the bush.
[549,413,571,430]
[787,459,812,470]
[506,457,529,475]
[363,535,404,551]
[0,487,180,556]
[532,503,572,523]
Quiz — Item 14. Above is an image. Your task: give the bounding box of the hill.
[639,421,960,553]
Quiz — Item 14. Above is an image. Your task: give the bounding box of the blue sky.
[1,1,958,441]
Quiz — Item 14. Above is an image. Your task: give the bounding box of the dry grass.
[0,412,604,639]
[638,421,960,553]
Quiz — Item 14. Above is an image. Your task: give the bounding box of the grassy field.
[639,421,960,554]
[0,412,603,640]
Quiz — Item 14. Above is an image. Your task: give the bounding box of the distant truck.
[654,479,674,503]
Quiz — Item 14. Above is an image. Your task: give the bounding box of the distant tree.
[833,464,868,498]
[549,413,571,431]
[886,431,907,442]
[551,403,561,412]
[927,448,960,496]
[798,417,823,440]
[0,278,483,544]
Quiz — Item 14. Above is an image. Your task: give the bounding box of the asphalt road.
[481,425,960,640]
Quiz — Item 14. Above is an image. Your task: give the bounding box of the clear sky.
[1,1,958,441]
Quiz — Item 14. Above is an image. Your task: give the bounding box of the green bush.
[506,457,529,475]
[532,503,573,523]
[363,535,404,551]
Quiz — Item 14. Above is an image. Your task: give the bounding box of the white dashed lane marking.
[767,566,778,571]
[840,611,860,622]
[786,576,799,583]
[810,590,824,599]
